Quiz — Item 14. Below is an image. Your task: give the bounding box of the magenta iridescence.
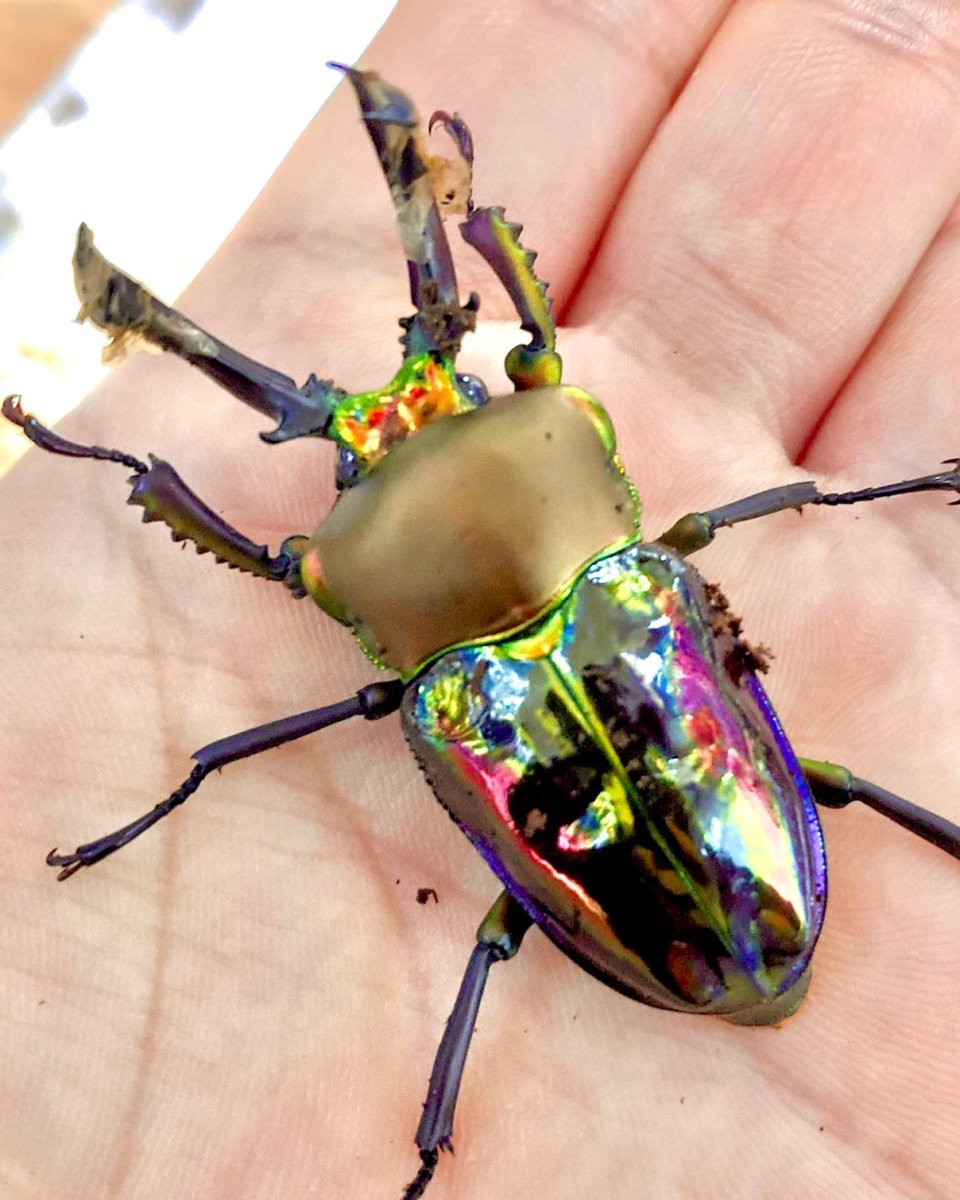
[405,543,827,1014]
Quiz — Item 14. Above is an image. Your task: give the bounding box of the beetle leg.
[424,105,560,389]
[801,758,960,861]
[331,65,478,363]
[460,206,562,391]
[45,680,404,879]
[73,224,340,443]
[657,460,960,554]
[403,891,532,1200]
[2,396,306,589]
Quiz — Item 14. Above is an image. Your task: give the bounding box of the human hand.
[1,2,958,1197]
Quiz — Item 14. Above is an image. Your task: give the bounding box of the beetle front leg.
[46,681,405,879]
[3,396,307,587]
[424,108,562,390]
[657,461,960,554]
[73,224,340,443]
[801,759,960,861]
[459,205,562,391]
[403,891,532,1200]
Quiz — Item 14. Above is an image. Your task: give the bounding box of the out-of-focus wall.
[0,1,119,132]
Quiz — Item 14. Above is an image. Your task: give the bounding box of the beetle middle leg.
[653,468,960,864]
[403,890,532,1200]
[800,759,960,860]
[656,461,960,554]
[45,679,405,879]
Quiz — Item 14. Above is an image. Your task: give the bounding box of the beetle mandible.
[5,66,960,1199]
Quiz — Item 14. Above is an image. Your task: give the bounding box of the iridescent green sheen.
[459,207,561,389]
[403,543,827,1017]
[329,354,475,473]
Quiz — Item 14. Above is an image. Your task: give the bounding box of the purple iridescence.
[403,544,827,1015]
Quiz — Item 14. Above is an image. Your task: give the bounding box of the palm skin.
[2,2,959,1197]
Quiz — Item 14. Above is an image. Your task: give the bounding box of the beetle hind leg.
[403,891,532,1199]
[801,758,960,860]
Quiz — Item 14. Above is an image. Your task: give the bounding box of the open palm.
[2,3,959,1197]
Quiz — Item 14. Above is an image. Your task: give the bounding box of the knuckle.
[816,0,960,98]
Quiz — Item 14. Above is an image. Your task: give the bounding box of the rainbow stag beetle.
[5,65,960,1200]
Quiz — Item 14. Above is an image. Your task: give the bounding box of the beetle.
[5,66,960,1199]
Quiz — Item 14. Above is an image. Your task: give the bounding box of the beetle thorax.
[300,386,640,675]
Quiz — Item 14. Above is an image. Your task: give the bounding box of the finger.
[569,0,960,452]
[796,194,960,598]
[804,197,960,477]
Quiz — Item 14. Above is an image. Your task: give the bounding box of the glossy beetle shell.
[403,543,828,1018]
[300,384,637,674]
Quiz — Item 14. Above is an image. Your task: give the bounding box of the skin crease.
[2,0,960,1195]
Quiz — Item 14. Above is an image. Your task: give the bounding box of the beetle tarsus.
[401,1148,439,1200]
[941,457,960,501]
[47,764,209,880]
[46,849,85,882]
[2,395,150,472]
[811,461,960,508]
